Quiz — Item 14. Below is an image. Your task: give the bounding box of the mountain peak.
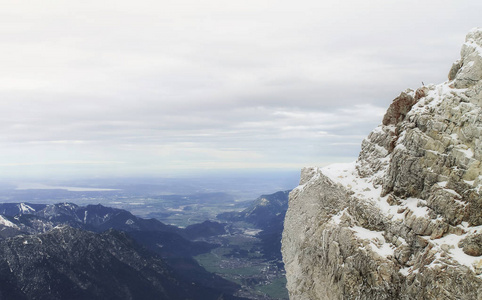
[282,29,482,300]
[450,27,482,89]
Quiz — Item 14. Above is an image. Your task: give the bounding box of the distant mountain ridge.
[218,190,291,261]
[0,202,175,233]
[218,190,290,227]
[0,202,243,300]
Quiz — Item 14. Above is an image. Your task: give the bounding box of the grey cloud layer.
[1,0,481,178]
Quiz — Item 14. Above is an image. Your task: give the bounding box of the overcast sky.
[0,0,481,179]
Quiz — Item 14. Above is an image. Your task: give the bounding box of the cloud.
[0,0,481,178]
[0,161,124,167]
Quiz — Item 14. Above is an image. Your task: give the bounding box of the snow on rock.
[18,203,36,214]
[431,224,482,273]
[351,225,395,258]
[0,215,19,229]
[282,28,482,300]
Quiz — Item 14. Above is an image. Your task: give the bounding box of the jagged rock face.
[451,28,482,89]
[282,28,482,300]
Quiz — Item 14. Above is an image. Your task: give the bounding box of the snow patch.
[244,229,262,236]
[331,208,348,225]
[322,162,358,188]
[455,147,474,159]
[431,224,482,273]
[404,198,429,218]
[437,181,448,188]
[351,226,394,258]
[294,167,322,193]
[0,215,19,229]
[18,203,35,214]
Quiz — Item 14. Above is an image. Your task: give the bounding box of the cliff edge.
[282,28,482,300]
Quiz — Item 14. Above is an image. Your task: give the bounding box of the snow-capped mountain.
[282,28,482,299]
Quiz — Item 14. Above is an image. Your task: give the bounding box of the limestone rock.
[282,28,482,300]
[382,92,418,126]
[454,28,482,88]
[459,233,482,256]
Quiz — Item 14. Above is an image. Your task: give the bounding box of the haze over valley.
[0,173,298,299]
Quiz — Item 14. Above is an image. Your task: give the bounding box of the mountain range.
[0,202,243,300]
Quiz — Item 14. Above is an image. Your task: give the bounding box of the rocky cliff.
[282,28,482,299]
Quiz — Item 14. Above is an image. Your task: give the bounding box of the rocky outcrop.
[282,28,482,300]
